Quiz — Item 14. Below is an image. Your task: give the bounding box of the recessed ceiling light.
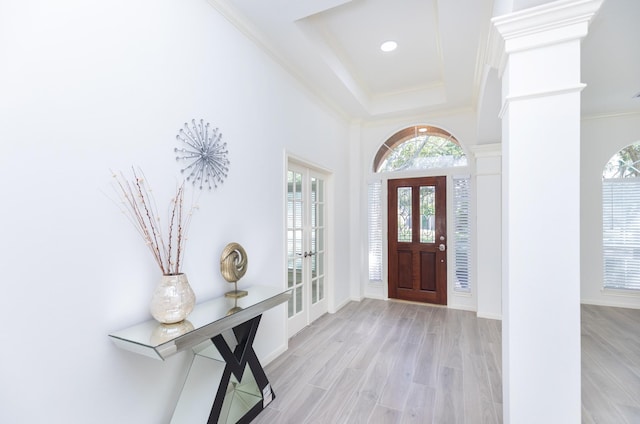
[380,41,397,52]
[418,127,428,133]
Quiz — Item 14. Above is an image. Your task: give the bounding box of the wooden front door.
[388,176,447,304]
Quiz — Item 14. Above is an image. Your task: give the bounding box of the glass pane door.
[287,169,305,335]
[309,173,327,323]
[286,164,328,337]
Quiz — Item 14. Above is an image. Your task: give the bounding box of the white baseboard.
[477,312,502,320]
[261,342,288,366]
[332,296,354,312]
[581,298,640,310]
[448,303,476,312]
[363,293,386,301]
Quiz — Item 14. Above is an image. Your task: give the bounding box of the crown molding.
[581,110,640,122]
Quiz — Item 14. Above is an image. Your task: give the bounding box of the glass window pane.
[288,297,294,318]
[295,230,302,256]
[603,178,640,290]
[294,194,302,228]
[318,179,324,202]
[311,254,317,278]
[318,204,324,227]
[312,279,318,303]
[420,186,435,243]
[603,143,640,178]
[287,231,293,257]
[368,181,382,281]
[377,132,468,173]
[454,176,471,292]
[287,171,295,229]
[295,286,303,313]
[317,228,324,251]
[319,276,324,300]
[317,252,324,277]
[311,201,316,228]
[311,178,317,203]
[397,187,412,242]
[287,259,294,288]
[295,258,302,284]
[295,173,302,228]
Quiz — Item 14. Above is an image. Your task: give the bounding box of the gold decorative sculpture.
[220,242,248,298]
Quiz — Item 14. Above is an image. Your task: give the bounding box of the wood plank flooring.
[581,304,640,423]
[254,299,502,424]
[253,299,640,423]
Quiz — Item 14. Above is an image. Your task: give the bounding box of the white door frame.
[285,153,333,338]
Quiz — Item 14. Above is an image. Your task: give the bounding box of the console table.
[109,285,291,424]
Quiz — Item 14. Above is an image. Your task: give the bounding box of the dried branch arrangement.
[110,168,197,275]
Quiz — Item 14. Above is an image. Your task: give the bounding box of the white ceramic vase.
[150,273,196,324]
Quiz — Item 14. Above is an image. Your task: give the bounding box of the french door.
[286,163,327,338]
[388,176,447,304]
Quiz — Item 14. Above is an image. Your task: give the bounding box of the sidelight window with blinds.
[368,181,383,281]
[602,142,640,291]
[453,176,471,292]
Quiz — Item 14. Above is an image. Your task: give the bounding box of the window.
[602,142,640,291]
[453,176,471,292]
[374,126,467,172]
[368,181,382,281]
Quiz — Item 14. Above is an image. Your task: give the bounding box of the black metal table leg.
[207,314,274,424]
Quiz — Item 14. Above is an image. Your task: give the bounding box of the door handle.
[438,244,446,252]
[303,251,316,258]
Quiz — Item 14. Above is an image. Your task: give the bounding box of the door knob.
[439,244,446,251]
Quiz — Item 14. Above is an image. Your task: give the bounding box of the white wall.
[581,112,640,309]
[472,144,503,319]
[0,1,351,422]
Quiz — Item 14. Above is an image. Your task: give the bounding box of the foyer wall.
[0,1,351,422]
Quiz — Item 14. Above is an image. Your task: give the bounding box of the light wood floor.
[253,299,640,423]
[581,304,640,423]
[254,298,502,423]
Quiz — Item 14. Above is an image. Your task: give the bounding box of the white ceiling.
[207,0,640,123]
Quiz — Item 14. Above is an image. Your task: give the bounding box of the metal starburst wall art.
[174,119,230,190]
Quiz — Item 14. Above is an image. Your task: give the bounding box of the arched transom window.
[374,126,467,173]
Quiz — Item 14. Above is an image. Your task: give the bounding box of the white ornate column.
[492,1,603,422]
[472,143,502,320]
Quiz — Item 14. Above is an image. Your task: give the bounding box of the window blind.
[453,176,471,292]
[602,178,640,290]
[368,181,382,281]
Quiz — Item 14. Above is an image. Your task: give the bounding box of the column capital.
[491,0,604,56]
